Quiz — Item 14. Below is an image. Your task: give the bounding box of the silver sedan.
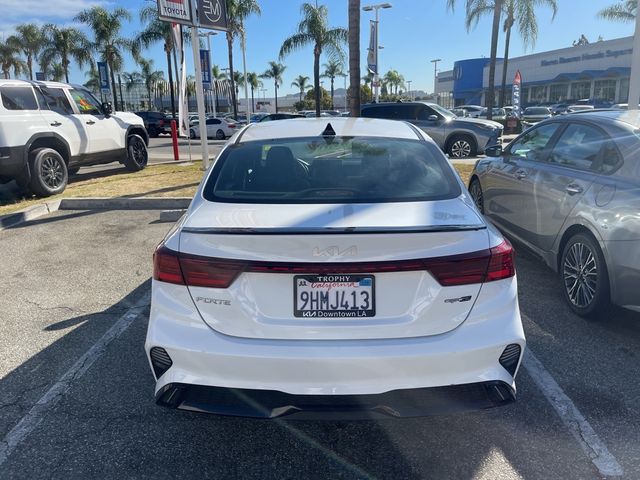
[468,110,640,317]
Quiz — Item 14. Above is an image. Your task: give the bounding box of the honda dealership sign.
[157,0,193,25]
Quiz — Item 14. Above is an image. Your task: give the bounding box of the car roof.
[239,117,423,142]
[561,109,640,128]
[0,78,80,89]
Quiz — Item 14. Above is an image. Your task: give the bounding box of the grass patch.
[1,161,475,217]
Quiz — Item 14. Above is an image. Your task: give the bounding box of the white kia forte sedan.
[145,117,525,418]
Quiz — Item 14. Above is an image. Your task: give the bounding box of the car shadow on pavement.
[4,209,106,230]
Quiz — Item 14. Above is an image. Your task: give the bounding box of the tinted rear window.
[525,107,551,115]
[1,86,38,110]
[203,136,461,204]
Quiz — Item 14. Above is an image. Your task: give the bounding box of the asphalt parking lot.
[1,210,639,479]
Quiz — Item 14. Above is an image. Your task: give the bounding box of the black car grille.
[150,347,173,379]
[499,344,522,376]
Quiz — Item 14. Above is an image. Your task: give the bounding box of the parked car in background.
[361,102,503,158]
[135,111,167,137]
[250,112,269,122]
[146,117,524,418]
[0,79,148,197]
[451,108,469,118]
[567,105,595,113]
[469,110,640,317]
[459,105,484,118]
[259,113,305,122]
[522,106,553,125]
[549,104,570,115]
[189,117,236,139]
[478,108,507,121]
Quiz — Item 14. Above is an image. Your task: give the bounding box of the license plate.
[293,275,375,318]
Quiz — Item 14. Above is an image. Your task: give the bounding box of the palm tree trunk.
[251,86,255,112]
[27,55,33,81]
[330,77,335,109]
[499,24,512,108]
[274,81,278,112]
[166,45,176,117]
[227,32,238,119]
[313,48,321,117]
[63,54,70,84]
[349,0,361,116]
[108,59,119,111]
[486,0,503,120]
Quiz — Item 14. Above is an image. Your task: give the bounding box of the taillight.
[153,245,184,285]
[227,123,236,128]
[486,240,516,282]
[153,241,515,289]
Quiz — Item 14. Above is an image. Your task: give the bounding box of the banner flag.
[367,20,378,75]
[173,23,189,137]
[512,70,522,118]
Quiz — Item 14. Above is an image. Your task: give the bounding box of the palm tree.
[460,0,558,108]
[280,3,348,117]
[261,61,286,112]
[362,71,374,88]
[226,0,262,119]
[291,75,312,102]
[383,69,404,95]
[84,64,101,93]
[138,59,164,111]
[212,64,228,112]
[246,72,262,112]
[599,0,636,21]
[49,63,66,82]
[40,25,92,84]
[75,6,134,111]
[448,0,503,118]
[6,24,44,80]
[0,43,26,79]
[322,60,344,108]
[233,71,244,107]
[349,0,361,116]
[136,4,188,116]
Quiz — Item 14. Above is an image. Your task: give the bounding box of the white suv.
[0,79,149,197]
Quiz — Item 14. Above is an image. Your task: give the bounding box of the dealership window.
[594,79,616,101]
[530,85,547,103]
[521,87,530,103]
[571,81,591,100]
[619,78,630,103]
[549,84,569,102]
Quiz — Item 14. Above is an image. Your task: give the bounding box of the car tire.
[447,135,476,158]
[190,129,196,139]
[468,177,484,214]
[124,134,148,172]
[150,128,160,138]
[560,233,610,318]
[28,147,68,197]
[216,129,225,140]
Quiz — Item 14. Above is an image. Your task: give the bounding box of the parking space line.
[523,349,624,477]
[0,292,150,467]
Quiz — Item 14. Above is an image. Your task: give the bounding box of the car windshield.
[429,104,456,120]
[525,107,550,115]
[203,136,461,204]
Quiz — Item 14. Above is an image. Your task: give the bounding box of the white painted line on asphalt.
[523,349,624,477]
[0,293,150,467]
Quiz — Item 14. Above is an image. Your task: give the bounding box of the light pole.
[200,31,218,117]
[363,3,392,103]
[629,10,640,109]
[406,80,412,100]
[431,58,441,102]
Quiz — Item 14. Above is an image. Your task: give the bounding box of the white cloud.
[2,0,107,21]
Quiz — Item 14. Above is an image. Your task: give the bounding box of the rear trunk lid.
[179,199,491,340]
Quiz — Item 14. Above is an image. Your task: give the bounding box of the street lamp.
[431,58,442,102]
[406,80,412,100]
[363,2,392,103]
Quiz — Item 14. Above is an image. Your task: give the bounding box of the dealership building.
[435,36,634,107]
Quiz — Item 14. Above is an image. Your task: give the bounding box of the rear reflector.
[149,347,173,379]
[153,241,515,289]
[499,344,522,376]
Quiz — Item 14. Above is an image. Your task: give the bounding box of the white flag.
[367,20,378,75]
[172,23,189,137]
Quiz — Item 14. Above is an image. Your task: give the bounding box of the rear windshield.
[525,107,550,115]
[203,136,461,204]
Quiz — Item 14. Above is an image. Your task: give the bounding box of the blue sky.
[1,0,635,96]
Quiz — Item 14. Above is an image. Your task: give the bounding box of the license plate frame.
[293,274,376,318]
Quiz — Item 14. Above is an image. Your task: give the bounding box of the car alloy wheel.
[41,153,65,190]
[450,139,472,158]
[130,137,147,168]
[216,129,225,140]
[563,241,598,309]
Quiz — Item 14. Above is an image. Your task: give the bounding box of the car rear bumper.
[145,278,525,416]
[606,240,640,310]
[155,380,515,419]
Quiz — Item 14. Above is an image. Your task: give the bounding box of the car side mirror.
[102,102,113,116]
[485,145,503,157]
[428,115,439,122]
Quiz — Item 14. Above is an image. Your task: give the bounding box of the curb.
[0,200,61,231]
[0,197,191,231]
